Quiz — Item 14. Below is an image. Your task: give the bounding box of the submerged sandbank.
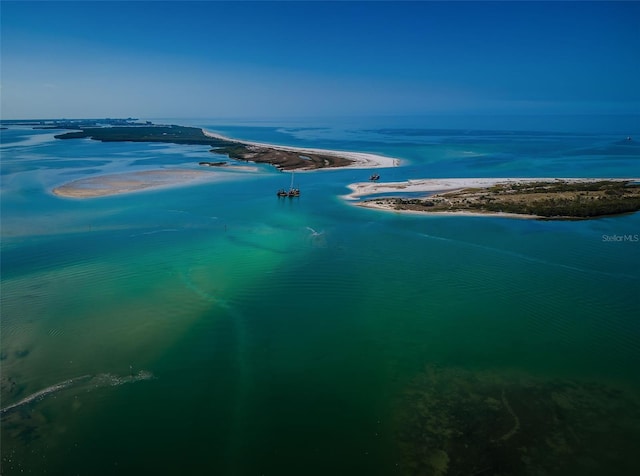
[202,129,400,169]
[53,169,225,198]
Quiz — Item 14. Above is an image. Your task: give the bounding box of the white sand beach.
[202,129,400,169]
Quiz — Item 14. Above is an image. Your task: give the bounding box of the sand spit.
[202,129,400,169]
[53,169,224,198]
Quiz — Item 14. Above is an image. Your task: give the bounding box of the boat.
[277,171,300,197]
[369,173,380,181]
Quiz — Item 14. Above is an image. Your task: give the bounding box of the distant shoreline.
[51,121,400,171]
[48,121,401,198]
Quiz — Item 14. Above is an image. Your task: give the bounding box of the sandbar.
[53,169,224,198]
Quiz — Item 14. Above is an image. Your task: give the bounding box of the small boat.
[277,172,300,197]
[369,173,380,181]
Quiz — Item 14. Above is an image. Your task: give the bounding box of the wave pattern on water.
[417,233,638,280]
[129,228,180,237]
[1,370,154,415]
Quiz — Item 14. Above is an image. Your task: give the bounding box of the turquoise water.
[1,117,640,475]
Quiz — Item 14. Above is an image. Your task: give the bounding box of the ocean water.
[1,115,640,475]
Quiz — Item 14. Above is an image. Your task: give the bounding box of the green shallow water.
[1,122,640,475]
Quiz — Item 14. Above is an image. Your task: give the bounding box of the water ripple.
[418,233,638,280]
[1,370,154,415]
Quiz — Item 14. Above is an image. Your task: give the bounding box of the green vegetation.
[55,125,233,147]
[478,195,640,218]
[381,180,640,219]
[214,144,252,159]
[55,124,355,170]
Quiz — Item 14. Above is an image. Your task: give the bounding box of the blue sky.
[1,1,639,119]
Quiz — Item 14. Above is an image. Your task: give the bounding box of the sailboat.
[277,171,300,197]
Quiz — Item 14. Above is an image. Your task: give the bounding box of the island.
[1,117,145,129]
[54,123,397,170]
[346,178,640,219]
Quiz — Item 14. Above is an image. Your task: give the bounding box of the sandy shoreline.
[356,199,539,219]
[202,129,400,169]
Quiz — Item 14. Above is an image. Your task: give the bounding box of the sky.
[1,1,639,120]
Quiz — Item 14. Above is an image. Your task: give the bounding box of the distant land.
[0,117,144,129]
[17,119,360,170]
[1,118,363,170]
